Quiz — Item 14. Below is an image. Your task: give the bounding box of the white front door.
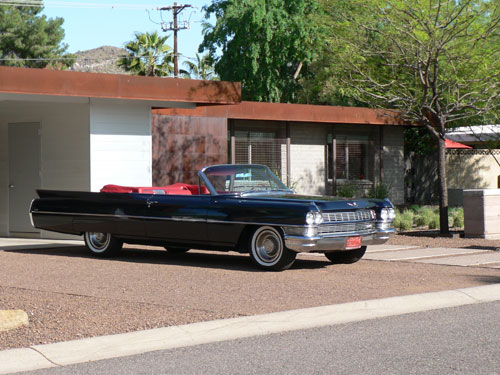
[8,122,41,234]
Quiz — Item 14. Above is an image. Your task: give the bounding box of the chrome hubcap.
[87,232,110,251]
[255,230,281,263]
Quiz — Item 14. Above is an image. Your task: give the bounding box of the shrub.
[399,217,413,230]
[393,209,402,228]
[450,207,464,228]
[397,209,415,231]
[414,206,434,227]
[428,213,440,229]
[368,183,391,199]
[337,184,358,198]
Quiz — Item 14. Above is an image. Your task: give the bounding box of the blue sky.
[41,0,211,64]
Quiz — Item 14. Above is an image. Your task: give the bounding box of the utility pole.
[159,2,192,78]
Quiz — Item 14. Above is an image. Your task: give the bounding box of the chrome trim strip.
[30,210,307,228]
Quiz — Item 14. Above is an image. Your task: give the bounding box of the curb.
[1,283,499,374]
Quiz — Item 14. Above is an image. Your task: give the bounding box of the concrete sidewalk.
[1,284,499,374]
[0,237,83,251]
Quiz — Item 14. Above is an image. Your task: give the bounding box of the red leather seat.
[100,183,210,195]
[100,184,139,193]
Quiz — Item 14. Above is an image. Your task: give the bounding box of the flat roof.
[0,66,241,105]
[153,101,405,125]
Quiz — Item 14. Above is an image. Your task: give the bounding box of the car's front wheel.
[84,232,123,257]
[324,246,367,264]
[249,226,296,271]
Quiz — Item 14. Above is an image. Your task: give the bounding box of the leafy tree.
[118,31,174,77]
[319,0,500,234]
[0,3,74,68]
[199,0,324,102]
[182,53,218,80]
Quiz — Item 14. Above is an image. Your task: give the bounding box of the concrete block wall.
[382,127,405,205]
[289,123,327,195]
[464,189,500,239]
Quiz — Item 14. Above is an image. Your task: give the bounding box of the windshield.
[200,164,292,195]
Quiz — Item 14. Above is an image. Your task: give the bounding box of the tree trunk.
[437,136,449,235]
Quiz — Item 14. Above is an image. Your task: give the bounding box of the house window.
[233,130,287,180]
[327,135,371,181]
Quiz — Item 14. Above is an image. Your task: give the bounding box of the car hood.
[246,193,393,211]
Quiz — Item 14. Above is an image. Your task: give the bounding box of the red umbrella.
[445,139,472,149]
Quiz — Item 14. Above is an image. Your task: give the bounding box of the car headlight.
[306,211,323,225]
[380,208,396,222]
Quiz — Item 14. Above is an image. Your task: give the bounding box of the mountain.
[71,46,129,75]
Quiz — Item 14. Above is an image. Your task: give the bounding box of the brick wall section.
[382,126,405,205]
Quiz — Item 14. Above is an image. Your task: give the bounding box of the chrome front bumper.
[284,228,395,252]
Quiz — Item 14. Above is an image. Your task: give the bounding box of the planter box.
[464,189,500,239]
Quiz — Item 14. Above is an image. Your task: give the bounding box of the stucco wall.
[0,123,7,235]
[448,150,500,190]
[0,100,91,236]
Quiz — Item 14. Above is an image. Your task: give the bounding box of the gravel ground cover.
[1,233,499,350]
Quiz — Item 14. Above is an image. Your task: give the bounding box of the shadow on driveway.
[2,245,331,272]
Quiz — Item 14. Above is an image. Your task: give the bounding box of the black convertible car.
[30,164,396,271]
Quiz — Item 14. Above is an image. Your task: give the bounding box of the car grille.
[322,209,374,223]
[318,222,375,236]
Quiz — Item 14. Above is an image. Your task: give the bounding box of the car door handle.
[8,184,14,188]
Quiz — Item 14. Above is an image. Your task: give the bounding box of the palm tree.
[118,31,174,77]
[182,53,218,80]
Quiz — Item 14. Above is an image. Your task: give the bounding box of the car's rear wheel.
[249,226,296,271]
[324,246,367,264]
[84,232,123,257]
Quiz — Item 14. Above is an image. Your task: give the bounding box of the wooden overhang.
[153,101,405,125]
[0,66,241,105]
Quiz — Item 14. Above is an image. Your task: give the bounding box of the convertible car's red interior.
[100,183,210,195]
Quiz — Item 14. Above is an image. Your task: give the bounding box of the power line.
[158,2,192,78]
[0,0,161,10]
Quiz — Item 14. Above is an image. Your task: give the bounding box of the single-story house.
[0,66,240,238]
[153,103,406,203]
[1,66,406,240]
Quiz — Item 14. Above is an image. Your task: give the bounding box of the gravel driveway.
[1,232,499,350]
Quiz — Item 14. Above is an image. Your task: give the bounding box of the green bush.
[393,205,464,231]
[393,209,402,228]
[450,207,464,228]
[414,206,434,227]
[396,209,415,231]
[428,213,440,229]
[337,184,358,198]
[368,183,390,199]
[399,217,413,230]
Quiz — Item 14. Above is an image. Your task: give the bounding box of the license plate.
[346,236,362,249]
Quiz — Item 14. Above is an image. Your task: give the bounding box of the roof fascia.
[153,101,406,126]
[0,66,241,106]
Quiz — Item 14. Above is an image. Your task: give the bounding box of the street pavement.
[16,300,500,375]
